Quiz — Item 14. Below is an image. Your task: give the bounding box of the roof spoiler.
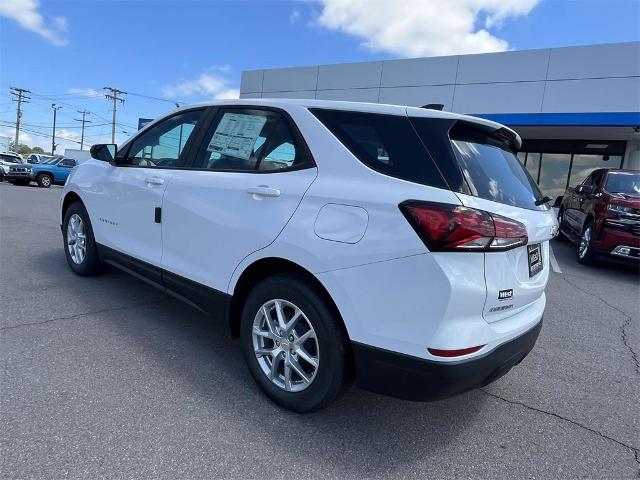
[421,104,444,111]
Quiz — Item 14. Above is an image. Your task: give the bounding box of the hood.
[607,192,640,207]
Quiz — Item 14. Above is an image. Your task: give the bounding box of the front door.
[161,107,317,296]
[94,109,206,270]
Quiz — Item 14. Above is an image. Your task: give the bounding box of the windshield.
[43,157,61,164]
[605,171,640,195]
[0,154,22,163]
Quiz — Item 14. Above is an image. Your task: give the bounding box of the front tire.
[556,208,568,242]
[36,173,53,188]
[240,274,351,412]
[577,221,596,265]
[63,201,103,276]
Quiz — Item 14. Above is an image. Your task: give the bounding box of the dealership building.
[240,42,640,203]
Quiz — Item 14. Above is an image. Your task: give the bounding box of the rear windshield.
[310,109,447,189]
[449,139,545,210]
[605,171,640,195]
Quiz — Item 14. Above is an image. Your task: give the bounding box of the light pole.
[51,104,62,154]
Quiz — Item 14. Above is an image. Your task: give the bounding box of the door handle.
[145,176,165,186]
[247,186,281,198]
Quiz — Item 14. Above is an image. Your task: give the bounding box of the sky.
[1,0,639,154]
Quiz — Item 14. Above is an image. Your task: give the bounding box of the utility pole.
[51,104,62,154]
[9,87,30,152]
[104,87,126,143]
[75,110,91,150]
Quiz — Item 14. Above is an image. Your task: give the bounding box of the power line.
[104,87,126,143]
[10,87,31,150]
[126,91,183,108]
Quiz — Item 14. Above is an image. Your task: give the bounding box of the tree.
[15,144,33,156]
[7,142,45,156]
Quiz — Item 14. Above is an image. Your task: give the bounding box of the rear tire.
[577,221,596,265]
[62,201,103,276]
[36,173,53,188]
[240,274,351,412]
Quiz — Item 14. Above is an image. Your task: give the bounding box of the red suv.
[558,169,640,264]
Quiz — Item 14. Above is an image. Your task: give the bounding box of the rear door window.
[310,109,447,189]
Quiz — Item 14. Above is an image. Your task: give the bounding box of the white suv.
[60,99,556,412]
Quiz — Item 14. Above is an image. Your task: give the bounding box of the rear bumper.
[352,319,542,401]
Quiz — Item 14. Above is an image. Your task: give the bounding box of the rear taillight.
[399,200,528,252]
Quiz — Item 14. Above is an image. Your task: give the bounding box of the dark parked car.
[558,168,640,264]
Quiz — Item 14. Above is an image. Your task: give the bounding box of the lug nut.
[289,335,294,342]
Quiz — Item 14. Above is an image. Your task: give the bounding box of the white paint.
[63,98,549,364]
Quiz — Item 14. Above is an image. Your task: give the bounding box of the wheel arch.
[228,257,351,348]
[61,190,83,224]
[36,170,54,179]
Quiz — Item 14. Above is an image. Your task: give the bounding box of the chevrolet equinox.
[60,99,557,412]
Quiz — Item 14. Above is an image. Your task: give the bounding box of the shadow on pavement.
[91,271,486,476]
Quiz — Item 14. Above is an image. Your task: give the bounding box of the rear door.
[161,106,317,295]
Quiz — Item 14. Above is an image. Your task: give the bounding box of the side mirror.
[90,144,117,163]
[575,184,593,195]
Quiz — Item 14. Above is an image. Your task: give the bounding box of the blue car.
[29,157,78,188]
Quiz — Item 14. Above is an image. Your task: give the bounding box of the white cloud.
[315,0,540,57]
[0,0,69,47]
[163,72,240,100]
[68,88,102,98]
[290,8,301,24]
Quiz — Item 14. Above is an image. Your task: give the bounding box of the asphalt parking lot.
[1,182,638,479]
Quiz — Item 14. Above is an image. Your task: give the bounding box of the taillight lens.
[399,200,528,252]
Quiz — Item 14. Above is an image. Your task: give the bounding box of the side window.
[124,110,204,168]
[194,108,312,172]
[311,109,448,189]
[581,173,594,186]
[60,159,76,167]
[257,119,308,171]
[590,170,603,189]
[194,109,280,171]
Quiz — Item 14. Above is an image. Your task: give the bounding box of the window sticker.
[207,113,267,160]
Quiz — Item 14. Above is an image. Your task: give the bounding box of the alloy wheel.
[41,175,51,187]
[578,226,591,259]
[66,213,87,264]
[251,299,319,392]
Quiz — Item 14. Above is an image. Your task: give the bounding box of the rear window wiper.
[534,196,552,206]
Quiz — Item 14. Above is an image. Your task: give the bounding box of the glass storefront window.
[568,154,622,188]
[525,152,541,183]
[517,152,526,165]
[538,153,571,202]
